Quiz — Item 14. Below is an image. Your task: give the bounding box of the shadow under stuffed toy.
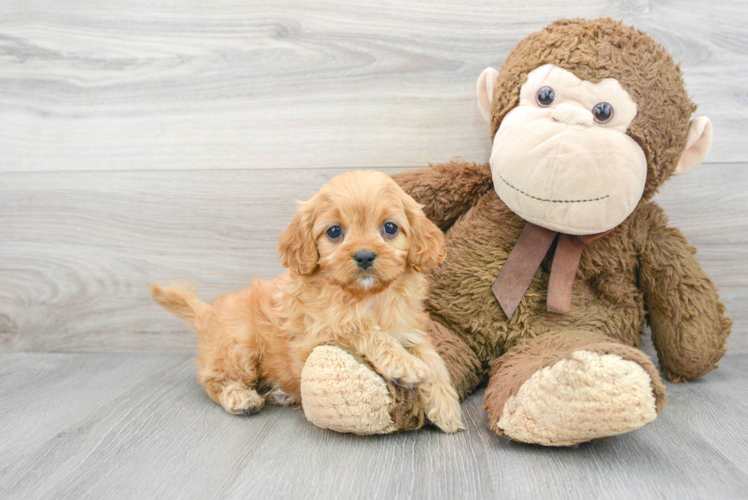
[299,18,732,446]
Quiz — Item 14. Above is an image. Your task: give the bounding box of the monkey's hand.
[391,160,493,232]
[299,322,481,434]
[638,204,732,382]
[300,345,425,434]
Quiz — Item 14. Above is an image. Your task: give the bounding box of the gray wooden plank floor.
[1,353,746,500]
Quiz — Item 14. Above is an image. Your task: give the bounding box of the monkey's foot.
[496,351,659,446]
[300,345,424,434]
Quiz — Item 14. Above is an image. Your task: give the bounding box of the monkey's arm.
[391,160,493,231]
[637,204,732,382]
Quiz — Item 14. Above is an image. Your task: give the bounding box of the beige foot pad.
[498,350,658,446]
[301,345,396,435]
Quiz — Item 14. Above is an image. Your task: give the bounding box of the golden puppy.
[152,170,464,433]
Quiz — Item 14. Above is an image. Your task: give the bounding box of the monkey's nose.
[551,103,594,127]
[353,250,376,270]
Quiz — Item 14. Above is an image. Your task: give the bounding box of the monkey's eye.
[382,222,399,237]
[592,102,614,123]
[536,86,555,107]
[326,226,343,240]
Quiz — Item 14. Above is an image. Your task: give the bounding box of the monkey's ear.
[477,67,500,124]
[277,202,319,275]
[674,116,713,176]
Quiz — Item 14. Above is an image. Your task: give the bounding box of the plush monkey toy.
[299,18,732,445]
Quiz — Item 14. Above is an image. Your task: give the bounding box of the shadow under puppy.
[152,170,464,433]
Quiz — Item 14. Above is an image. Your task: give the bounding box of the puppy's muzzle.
[353,250,376,270]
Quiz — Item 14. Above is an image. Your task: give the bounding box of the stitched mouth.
[496,172,609,203]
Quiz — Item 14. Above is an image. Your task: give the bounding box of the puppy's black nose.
[353,251,376,270]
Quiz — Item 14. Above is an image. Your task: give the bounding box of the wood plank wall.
[1,0,746,353]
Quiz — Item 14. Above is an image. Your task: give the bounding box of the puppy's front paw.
[423,382,465,434]
[427,400,465,434]
[219,383,265,415]
[382,357,431,386]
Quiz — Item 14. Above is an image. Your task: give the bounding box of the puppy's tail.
[151,283,209,324]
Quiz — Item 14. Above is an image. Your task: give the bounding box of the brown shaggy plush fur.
[389,157,730,432]
[405,160,729,363]
[373,19,731,439]
[427,321,484,400]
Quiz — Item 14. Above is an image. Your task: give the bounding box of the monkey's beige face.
[489,64,647,235]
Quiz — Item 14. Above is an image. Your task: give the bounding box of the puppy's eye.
[326,226,343,240]
[382,222,399,237]
[592,102,614,123]
[536,86,555,107]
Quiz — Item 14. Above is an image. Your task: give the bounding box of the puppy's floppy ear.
[278,201,318,275]
[404,197,446,273]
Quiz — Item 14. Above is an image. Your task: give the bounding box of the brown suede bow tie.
[492,222,613,319]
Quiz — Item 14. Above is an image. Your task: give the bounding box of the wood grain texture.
[0,353,191,471]
[1,353,746,500]
[1,3,746,499]
[1,163,745,354]
[0,0,746,173]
